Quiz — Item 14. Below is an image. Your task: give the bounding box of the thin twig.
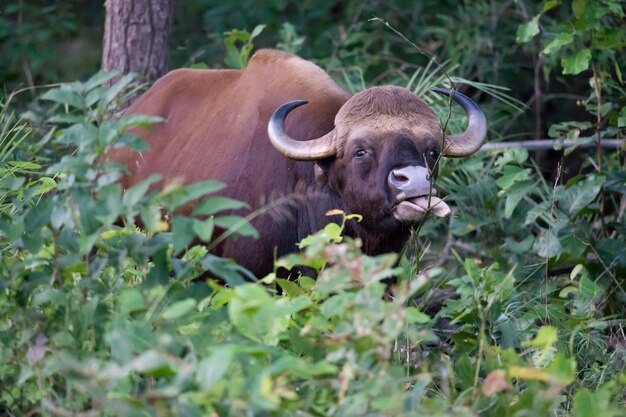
[545,162,562,322]
[533,56,544,139]
[431,222,454,269]
[592,65,606,235]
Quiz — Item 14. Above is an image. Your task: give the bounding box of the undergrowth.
[1,3,626,415]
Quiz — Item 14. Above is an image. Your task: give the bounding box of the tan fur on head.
[334,86,440,152]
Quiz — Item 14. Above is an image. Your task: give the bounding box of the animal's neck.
[297,186,346,240]
[345,221,409,256]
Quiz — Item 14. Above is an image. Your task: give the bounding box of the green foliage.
[516,0,625,152]
[1,76,624,415]
[1,2,626,416]
[518,0,624,75]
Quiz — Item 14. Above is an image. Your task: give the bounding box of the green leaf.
[523,326,559,366]
[572,0,587,19]
[146,248,170,286]
[406,307,431,324]
[85,87,107,108]
[214,215,259,239]
[523,326,558,349]
[533,229,564,258]
[117,114,163,130]
[200,255,255,286]
[578,276,600,300]
[250,24,266,38]
[84,69,119,91]
[618,106,626,128]
[197,347,234,390]
[164,180,226,211]
[504,180,535,219]
[122,174,160,208]
[559,229,588,258]
[607,0,625,18]
[455,355,475,388]
[131,350,176,377]
[9,161,40,170]
[494,148,529,168]
[496,166,532,189]
[543,0,561,12]
[595,238,626,268]
[228,284,288,344]
[559,286,578,298]
[192,196,248,216]
[46,114,85,124]
[30,177,57,196]
[118,289,147,315]
[299,276,316,289]
[32,288,65,307]
[95,183,123,225]
[103,73,137,106]
[592,28,625,50]
[298,222,343,248]
[558,175,605,216]
[562,49,592,75]
[276,278,305,297]
[546,354,576,385]
[573,387,612,417]
[24,199,53,232]
[192,217,215,241]
[172,216,196,253]
[542,32,573,56]
[275,295,313,316]
[516,15,541,43]
[41,88,84,109]
[570,264,585,279]
[161,298,197,320]
[321,293,354,318]
[615,61,624,84]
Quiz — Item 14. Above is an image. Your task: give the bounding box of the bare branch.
[480,139,625,151]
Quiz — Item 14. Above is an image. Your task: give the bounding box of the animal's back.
[111,49,348,191]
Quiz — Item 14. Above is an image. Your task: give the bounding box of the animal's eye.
[354,149,367,158]
[428,149,439,159]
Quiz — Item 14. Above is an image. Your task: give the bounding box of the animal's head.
[267,86,486,232]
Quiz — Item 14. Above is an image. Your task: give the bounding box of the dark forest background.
[3,0,622,146]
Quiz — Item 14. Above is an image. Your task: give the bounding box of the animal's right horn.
[268,100,337,160]
[432,87,487,157]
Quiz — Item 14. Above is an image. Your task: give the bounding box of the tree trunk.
[102,0,175,98]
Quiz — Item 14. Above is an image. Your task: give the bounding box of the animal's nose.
[388,165,434,197]
[390,170,409,185]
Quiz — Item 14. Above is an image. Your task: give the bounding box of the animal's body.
[108,49,486,277]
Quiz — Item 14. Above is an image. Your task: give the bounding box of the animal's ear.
[314,163,328,186]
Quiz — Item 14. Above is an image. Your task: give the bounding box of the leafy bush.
[1,2,626,415]
[0,68,624,416]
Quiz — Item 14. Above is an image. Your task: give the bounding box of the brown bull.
[108,49,487,277]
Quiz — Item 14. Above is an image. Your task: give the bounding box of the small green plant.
[223,24,266,69]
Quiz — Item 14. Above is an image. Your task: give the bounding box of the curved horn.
[267,100,337,160]
[432,87,487,157]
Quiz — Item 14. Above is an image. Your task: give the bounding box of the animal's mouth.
[392,194,451,223]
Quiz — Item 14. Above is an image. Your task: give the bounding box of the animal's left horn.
[268,100,337,160]
[432,87,487,157]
